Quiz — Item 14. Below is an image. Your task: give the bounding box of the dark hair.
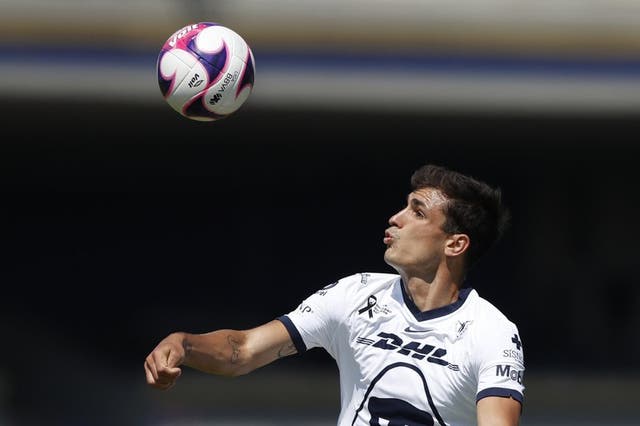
[410,164,510,269]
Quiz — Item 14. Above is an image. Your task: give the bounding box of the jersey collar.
[400,280,473,321]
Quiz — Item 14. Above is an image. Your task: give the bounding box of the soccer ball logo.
[157,22,255,121]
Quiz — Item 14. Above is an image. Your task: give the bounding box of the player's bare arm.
[144,319,295,390]
[477,396,521,426]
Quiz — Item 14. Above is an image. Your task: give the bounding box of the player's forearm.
[177,329,253,377]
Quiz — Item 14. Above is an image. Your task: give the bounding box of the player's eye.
[412,209,425,218]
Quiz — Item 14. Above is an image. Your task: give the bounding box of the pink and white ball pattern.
[157,23,255,121]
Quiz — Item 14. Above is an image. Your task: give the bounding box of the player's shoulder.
[340,272,399,288]
[467,290,519,331]
[328,272,400,296]
[460,290,522,358]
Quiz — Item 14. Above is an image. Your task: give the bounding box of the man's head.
[384,164,510,278]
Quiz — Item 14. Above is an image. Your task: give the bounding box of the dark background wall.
[1,98,639,424]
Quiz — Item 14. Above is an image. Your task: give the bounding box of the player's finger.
[145,362,175,390]
[166,347,183,368]
[151,347,172,372]
[150,379,172,390]
[153,368,180,390]
[145,355,159,381]
[158,365,182,382]
[144,360,157,385]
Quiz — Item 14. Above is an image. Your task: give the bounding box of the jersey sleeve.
[474,317,525,405]
[276,275,355,359]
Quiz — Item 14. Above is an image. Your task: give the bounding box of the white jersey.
[278,272,525,426]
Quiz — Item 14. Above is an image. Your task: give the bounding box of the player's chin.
[384,250,409,274]
[383,249,398,267]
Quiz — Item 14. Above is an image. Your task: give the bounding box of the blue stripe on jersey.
[476,387,524,404]
[276,315,307,354]
[401,285,473,321]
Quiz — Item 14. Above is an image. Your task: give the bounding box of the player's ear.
[444,234,470,257]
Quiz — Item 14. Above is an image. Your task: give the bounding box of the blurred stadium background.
[1,0,639,425]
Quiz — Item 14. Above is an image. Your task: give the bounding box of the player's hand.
[144,333,185,390]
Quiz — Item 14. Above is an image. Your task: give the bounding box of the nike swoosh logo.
[404,327,432,333]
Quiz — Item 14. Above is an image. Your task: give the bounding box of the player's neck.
[401,274,461,313]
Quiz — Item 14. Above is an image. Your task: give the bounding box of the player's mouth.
[383,230,396,246]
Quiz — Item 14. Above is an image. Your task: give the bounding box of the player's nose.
[388,208,404,227]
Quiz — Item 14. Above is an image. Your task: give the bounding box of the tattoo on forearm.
[227,335,240,364]
[277,343,296,358]
[182,340,192,356]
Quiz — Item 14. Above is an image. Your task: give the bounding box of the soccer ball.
[156,22,256,121]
